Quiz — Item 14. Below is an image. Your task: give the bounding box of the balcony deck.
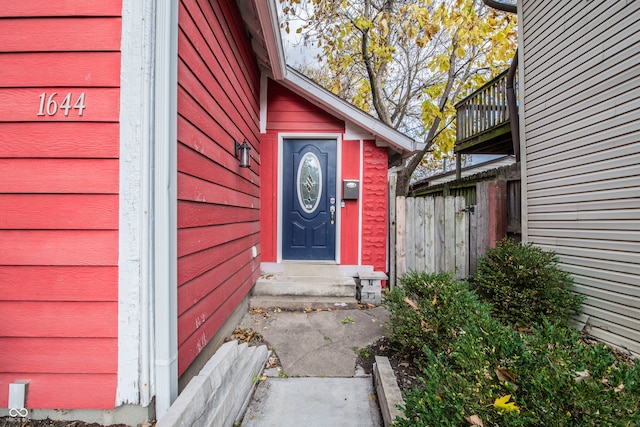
[454,69,516,155]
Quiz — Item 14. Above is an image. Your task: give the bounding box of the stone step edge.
[373,356,406,427]
[250,295,360,311]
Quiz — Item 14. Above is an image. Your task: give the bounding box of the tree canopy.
[280,0,517,195]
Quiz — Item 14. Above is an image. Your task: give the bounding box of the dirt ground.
[357,336,423,391]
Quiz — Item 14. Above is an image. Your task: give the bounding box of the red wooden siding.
[0,1,121,410]
[362,141,388,278]
[267,82,344,132]
[341,140,361,265]
[177,0,261,376]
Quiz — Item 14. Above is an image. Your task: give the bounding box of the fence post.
[389,173,397,289]
[396,196,406,278]
[454,196,469,278]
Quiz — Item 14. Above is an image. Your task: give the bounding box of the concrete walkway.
[237,306,390,426]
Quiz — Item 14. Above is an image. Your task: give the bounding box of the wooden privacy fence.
[394,196,469,283]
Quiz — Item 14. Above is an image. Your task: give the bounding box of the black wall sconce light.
[234,139,251,168]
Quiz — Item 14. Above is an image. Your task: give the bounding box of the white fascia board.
[281,69,419,155]
[254,0,286,80]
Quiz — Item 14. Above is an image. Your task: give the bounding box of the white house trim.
[517,0,528,243]
[117,0,155,407]
[153,0,179,418]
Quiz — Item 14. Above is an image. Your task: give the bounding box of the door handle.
[330,205,335,224]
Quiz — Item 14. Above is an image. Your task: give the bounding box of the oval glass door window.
[297,152,322,214]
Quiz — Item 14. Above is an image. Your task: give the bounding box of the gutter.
[483,0,520,161]
[153,0,179,418]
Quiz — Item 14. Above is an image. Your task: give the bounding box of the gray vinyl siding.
[521,0,640,355]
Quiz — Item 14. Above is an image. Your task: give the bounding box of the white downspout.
[153,0,179,418]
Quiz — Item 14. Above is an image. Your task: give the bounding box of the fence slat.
[424,197,435,273]
[414,198,426,272]
[443,197,456,273]
[396,196,406,277]
[454,196,468,278]
[405,197,416,272]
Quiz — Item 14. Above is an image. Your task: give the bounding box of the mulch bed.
[357,336,423,392]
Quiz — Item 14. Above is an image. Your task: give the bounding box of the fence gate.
[393,196,469,285]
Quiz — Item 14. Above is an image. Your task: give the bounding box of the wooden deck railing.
[455,69,517,142]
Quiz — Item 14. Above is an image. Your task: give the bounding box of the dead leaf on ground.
[465,414,484,426]
[573,370,590,383]
[615,383,625,393]
[233,327,261,343]
[250,308,270,319]
[495,368,516,383]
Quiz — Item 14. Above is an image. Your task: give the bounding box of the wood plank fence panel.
[396,195,469,280]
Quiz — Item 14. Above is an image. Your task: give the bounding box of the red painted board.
[0,53,121,88]
[0,230,118,266]
[0,337,117,373]
[0,194,118,229]
[0,122,119,158]
[178,234,259,285]
[0,1,122,17]
[177,65,258,153]
[178,172,260,208]
[258,132,277,262]
[0,158,118,193]
[0,88,120,122]
[178,221,260,257]
[191,0,260,100]
[1,18,121,52]
[178,248,255,315]
[0,373,116,409]
[0,301,117,338]
[0,266,118,301]
[178,6,259,130]
[178,264,257,374]
[177,89,259,164]
[178,201,259,228]
[177,143,259,198]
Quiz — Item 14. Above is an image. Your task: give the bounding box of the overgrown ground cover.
[386,241,640,427]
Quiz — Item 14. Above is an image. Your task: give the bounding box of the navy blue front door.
[282,139,337,260]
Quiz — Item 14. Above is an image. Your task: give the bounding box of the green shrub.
[396,321,640,427]
[387,271,640,427]
[386,271,492,357]
[472,239,584,327]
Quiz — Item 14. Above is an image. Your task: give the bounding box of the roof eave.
[253,0,422,156]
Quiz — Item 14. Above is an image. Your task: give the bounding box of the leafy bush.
[396,319,640,427]
[387,271,639,427]
[386,271,493,357]
[472,239,584,327]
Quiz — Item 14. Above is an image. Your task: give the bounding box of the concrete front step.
[253,275,356,298]
[249,295,359,311]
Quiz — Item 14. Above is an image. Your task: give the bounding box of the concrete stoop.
[251,263,365,309]
[157,341,269,427]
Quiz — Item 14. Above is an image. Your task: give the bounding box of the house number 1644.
[37,92,86,117]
